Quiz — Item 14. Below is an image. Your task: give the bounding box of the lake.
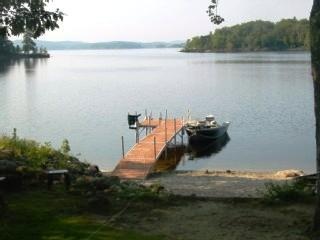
[0,49,316,173]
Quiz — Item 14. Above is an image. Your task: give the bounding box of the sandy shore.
[142,170,293,198]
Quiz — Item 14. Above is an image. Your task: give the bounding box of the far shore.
[180,48,309,54]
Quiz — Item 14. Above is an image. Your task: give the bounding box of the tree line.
[0,31,48,57]
[183,18,310,52]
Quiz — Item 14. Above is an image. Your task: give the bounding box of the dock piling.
[181,116,184,145]
[165,118,167,143]
[154,136,157,160]
[121,136,125,159]
[174,118,177,146]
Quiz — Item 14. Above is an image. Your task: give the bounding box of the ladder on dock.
[112,118,184,179]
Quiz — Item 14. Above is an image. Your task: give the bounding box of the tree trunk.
[311,0,320,233]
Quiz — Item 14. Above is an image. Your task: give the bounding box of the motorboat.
[185,115,230,142]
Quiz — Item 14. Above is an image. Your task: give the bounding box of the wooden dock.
[112,118,184,179]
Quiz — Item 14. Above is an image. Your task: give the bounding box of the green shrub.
[261,181,314,203]
[0,133,89,173]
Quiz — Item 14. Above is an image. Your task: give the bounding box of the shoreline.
[180,48,309,54]
[105,169,304,198]
[0,53,50,61]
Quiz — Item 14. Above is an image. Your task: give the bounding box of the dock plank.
[112,119,184,179]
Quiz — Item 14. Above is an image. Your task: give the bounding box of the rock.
[275,170,304,178]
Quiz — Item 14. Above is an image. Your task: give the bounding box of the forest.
[183,18,310,52]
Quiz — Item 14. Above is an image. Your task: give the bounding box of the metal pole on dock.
[145,110,148,136]
[174,119,177,164]
[165,117,168,160]
[181,116,184,145]
[121,136,125,159]
[174,118,177,146]
[165,118,167,143]
[135,111,139,143]
[136,128,139,143]
[154,136,157,160]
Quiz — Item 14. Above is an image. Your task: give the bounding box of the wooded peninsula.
[183,18,309,52]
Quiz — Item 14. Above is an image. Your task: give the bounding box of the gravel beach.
[143,170,295,198]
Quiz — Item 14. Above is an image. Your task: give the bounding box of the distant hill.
[13,40,185,50]
[183,18,310,53]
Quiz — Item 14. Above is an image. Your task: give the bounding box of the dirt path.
[118,199,314,240]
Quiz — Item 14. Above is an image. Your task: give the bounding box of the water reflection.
[186,134,230,160]
[0,59,17,75]
[153,134,230,172]
[0,58,45,76]
[153,146,186,172]
[24,58,40,76]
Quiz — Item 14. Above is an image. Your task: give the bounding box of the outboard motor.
[128,113,141,129]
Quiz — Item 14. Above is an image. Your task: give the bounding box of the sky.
[38,0,313,42]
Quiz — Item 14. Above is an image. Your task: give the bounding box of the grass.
[0,184,317,240]
[0,187,163,240]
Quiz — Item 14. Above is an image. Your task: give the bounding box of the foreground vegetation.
[0,185,317,240]
[0,188,164,240]
[0,134,319,239]
[183,18,310,52]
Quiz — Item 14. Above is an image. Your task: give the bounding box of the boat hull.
[186,122,230,142]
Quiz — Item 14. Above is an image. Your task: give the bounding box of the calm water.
[0,49,316,173]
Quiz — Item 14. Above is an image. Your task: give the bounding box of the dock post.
[159,112,162,125]
[154,137,157,160]
[135,111,139,143]
[181,117,184,145]
[165,117,168,160]
[121,136,125,159]
[174,118,177,146]
[165,118,167,143]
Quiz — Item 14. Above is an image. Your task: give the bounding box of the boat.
[185,115,230,142]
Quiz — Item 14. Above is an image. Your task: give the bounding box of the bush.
[0,132,90,189]
[261,180,314,203]
[0,134,89,173]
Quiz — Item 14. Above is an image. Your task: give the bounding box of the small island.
[182,18,309,53]
[0,30,49,60]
